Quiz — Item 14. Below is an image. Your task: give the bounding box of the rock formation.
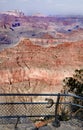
[0,39,83,102]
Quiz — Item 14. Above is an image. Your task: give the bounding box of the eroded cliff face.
[0,39,83,102]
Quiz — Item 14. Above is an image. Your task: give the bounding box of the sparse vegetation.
[60,69,83,120]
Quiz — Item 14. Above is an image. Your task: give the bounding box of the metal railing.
[0,93,83,128]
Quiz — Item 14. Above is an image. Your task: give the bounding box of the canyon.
[0,13,83,102]
[0,38,83,102]
[0,10,83,130]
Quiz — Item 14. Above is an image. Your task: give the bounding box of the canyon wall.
[0,39,83,102]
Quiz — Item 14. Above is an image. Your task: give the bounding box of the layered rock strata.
[0,39,83,102]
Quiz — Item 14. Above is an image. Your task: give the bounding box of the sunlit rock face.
[0,39,83,101]
[0,39,83,102]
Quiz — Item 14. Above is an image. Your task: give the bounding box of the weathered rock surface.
[0,39,82,101]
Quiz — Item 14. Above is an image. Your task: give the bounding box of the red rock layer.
[0,39,83,99]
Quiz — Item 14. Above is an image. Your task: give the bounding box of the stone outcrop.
[0,39,83,102]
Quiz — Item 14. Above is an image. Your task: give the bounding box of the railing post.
[52,93,60,127]
[15,116,20,129]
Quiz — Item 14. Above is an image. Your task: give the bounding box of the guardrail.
[0,93,83,128]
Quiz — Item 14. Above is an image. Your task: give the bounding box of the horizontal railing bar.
[0,102,50,105]
[68,93,83,100]
[0,93,83,100]
[0,115,55,118]
[70,103,83,108]
[0,93,61,96]
[0,102,82,108]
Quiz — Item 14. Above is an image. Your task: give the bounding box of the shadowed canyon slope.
[0,39,83,101]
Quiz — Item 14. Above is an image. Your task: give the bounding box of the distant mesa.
[0,10,24,17]
[32,13,46,17]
